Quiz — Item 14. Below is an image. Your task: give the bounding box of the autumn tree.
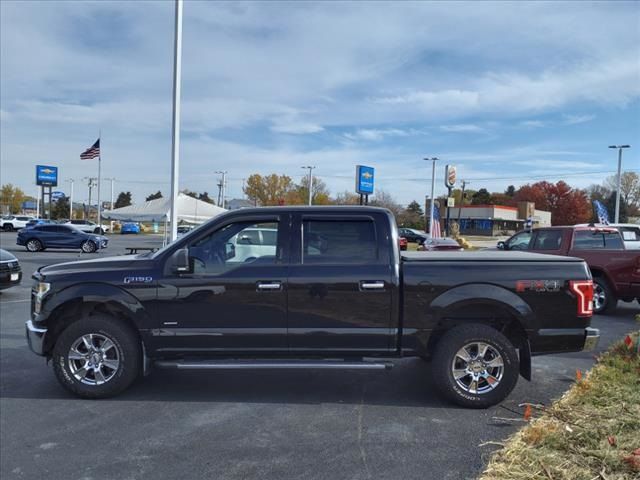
[397,200,424,228]
[370,189,402,217]
[0,184,26,214]
[604,191,628,223]
[333,191,360,205]
[515,181,591,225]
[605,172,640,213]
[146,191,163,201]
[114,191,132,208]
[287,176,331,205]
[243,174,294,206]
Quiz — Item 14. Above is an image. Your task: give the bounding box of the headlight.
[35,282,51,298]
[33,282,51,314]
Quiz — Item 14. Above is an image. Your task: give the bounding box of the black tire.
[52,315,141,399]
[81,240,97,253]
[593,277,616,314]
[3,224,14,232]
[25,238,43,252]
[93,227,105,234]
[431,324,519,408]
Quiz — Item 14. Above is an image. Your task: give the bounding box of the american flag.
[431,204,442,238]
[80,138,100,160]
[593,200,609,224]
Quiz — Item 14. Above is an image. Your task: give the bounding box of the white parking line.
[0,299,30,304]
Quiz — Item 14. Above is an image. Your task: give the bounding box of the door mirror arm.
[170,248,191,274]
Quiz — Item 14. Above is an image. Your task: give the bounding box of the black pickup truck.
[26,207,599,408]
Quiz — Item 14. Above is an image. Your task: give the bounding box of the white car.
[1,215,35,231]
[64,219,110,234]
[575,223,640,249]
[231,228,277,262]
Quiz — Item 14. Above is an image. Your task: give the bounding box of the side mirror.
[170,248,190,273]
[497,241,506,250]
[224,242,236,260]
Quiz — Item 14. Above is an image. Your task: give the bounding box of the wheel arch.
[41,283,152,357]
[424,284,533,380]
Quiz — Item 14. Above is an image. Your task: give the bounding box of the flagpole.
[97,131,102,237]
[169,0,183,242]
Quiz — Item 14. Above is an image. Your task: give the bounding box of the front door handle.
[360,281,386,291]
[257,281,283,292]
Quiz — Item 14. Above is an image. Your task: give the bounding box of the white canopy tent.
[103,193,226,224]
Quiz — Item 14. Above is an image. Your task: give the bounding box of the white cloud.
[519,120,546,128]
[439,124,485,133]
[563,114,596,125]
[344,128,413,141]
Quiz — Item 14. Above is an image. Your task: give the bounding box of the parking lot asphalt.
[1,231,638,480]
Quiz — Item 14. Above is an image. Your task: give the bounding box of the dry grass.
[480,331,640,480]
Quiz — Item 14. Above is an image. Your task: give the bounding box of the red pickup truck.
[499,226,640,313]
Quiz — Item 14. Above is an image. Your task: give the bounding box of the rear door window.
[572,230,624,250]
[532,230,563,250]
[302,219,378,264]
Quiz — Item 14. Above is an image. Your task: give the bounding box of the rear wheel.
[593,277,616,314]
[26,239,43,252]
[81,240,97,253]
[431,324,519,408]
[93,227,105,234]
[3,224,14,232]
[52,315,141,399]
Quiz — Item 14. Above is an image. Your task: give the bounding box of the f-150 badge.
[516,280,561,292]
[123,276,153,284]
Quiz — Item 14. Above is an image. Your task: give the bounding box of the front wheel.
[431,324,519,408]
[81,240,97,253]
[26,239,43,252]
[52,315,141,399]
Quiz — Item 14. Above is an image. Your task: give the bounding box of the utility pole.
[608,145,631,223]
[301,166,316,205]
[85,177,97,219]
[424,157,439,237]
[215,171,227,209]
[457,180,470,223]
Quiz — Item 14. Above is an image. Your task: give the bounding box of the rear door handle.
[257,281,283,291]
[360,281,386,291]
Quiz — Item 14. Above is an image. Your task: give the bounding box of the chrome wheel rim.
[27,240,40,251]
[593,284,606,311]
[68,333,120,385]
[82,241,94,253]
[451,342,504,395]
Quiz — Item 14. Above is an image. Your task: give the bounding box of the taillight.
[569,280,593,317]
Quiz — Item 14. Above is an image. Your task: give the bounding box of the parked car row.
[16,224,108,253]
[0,216,110,234]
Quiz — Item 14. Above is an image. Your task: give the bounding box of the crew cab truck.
[498,226,640,314]
[26,207,598,408]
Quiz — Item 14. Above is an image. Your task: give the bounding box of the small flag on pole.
[593,200,609,225]
[432,203,442,238]
[80,139,100,160]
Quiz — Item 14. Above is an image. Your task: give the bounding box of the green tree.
[198,192,214,204]
[51,196,70,220]
[333,191,360,205]
[146,191,163,201]
[471,188,493,205]
[605,191,628,223]
[505,185,516,197]
[0,184,26,213]
[397,200,425,228]
[288,176,331,205]
[114,191,132,208]
[243,174,294,206]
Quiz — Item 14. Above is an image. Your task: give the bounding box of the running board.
[154,359,393,370]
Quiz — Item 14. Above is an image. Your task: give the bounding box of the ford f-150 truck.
[498,226,640,314]
[26,207,598,408]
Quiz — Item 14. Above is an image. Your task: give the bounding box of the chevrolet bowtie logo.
[362,172,373,179]
[41,168,54,174]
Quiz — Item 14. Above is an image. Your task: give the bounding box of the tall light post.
[608,145,631,223]
[215,171,227,208]
[301,166,316,205]
[67,179,74,219]
[424,157,439,237]
[169,0,184,242]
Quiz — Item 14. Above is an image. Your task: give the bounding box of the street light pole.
[301,166,316,205]
[608,145,631,223]
[68,179,74,219]
[215,171,227,209]
[425,157,439,237]
[457,180,469,223]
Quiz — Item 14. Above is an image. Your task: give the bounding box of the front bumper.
[26,320,47,356]
[583,327,600,352]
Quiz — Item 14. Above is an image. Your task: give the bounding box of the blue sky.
[1,1,639,206]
